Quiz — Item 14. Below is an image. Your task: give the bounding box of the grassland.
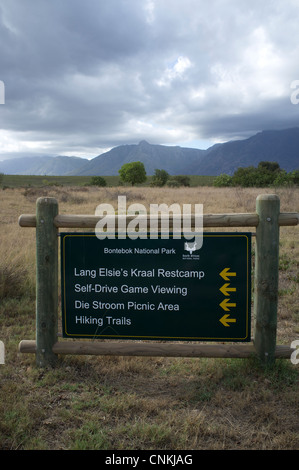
[1,173,215,188]
[0,183,298,450]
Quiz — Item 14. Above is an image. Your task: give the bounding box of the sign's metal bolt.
[266,217,271,222]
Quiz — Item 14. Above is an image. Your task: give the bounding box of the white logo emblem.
[183,240,200,260]
[184,241,198,253]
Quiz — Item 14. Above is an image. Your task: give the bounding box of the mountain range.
[0,128,298,176]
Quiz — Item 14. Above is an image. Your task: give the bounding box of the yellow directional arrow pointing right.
[219,283,236,296]
[220,314,237,327]
[219,268,236,281]
[219,298,236,311]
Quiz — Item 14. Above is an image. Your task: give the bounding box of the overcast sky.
[0,0,299,160]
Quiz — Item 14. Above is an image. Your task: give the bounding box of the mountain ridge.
[71,140,206,176]
[0,128,298,176]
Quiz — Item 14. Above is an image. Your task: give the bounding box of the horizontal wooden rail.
[18,212,299,228]
[18,340,294,359]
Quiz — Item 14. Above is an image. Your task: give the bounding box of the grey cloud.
[0,0,298,159]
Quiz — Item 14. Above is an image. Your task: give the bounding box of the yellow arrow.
[219,283,236,296]
[220,268,236,281]
[219,298,236,311]
[220,314,237,327]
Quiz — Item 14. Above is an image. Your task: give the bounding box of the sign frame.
[60,232,251,342]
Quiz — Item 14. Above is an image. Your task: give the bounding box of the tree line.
[8,159,294,188]
[89,160,298,188]
[89,162,191,187]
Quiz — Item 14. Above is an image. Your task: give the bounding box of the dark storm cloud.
[0,0,298,158]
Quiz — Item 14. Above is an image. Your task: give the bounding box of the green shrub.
[289,170,299,185]
[167,175,190,187]
[150,169,170,187]
[167,179,180,187]
[213,173,233,187]
[272,170,294,187]
[212,162,299,188]
[89,176,107,187]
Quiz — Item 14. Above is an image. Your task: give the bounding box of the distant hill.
[191,128,299,175]
[0,128,298,176]
[71,140,206,176]
[0,155,87,176]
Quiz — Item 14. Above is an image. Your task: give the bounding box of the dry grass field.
[0,184,298,450]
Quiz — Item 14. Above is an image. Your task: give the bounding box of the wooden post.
[36,197,58,367]
[254,194,280,366]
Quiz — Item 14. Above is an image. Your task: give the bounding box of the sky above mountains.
[0,0,299,160]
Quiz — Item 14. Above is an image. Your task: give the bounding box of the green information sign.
[60,233,251,342]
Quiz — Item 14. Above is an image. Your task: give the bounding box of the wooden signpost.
[18,194,298,367]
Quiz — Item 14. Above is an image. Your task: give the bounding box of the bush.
[289,170,299,185]
[167,175,190,187]
[212,162,299,188]
[89,176,107,187]
[230,161,298,187]
[213,173,233,187]
[272,170,294,187]
[150,169,169,187]
[167,179,180,187]
[232,166,264,187]
[214,161,299,188]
